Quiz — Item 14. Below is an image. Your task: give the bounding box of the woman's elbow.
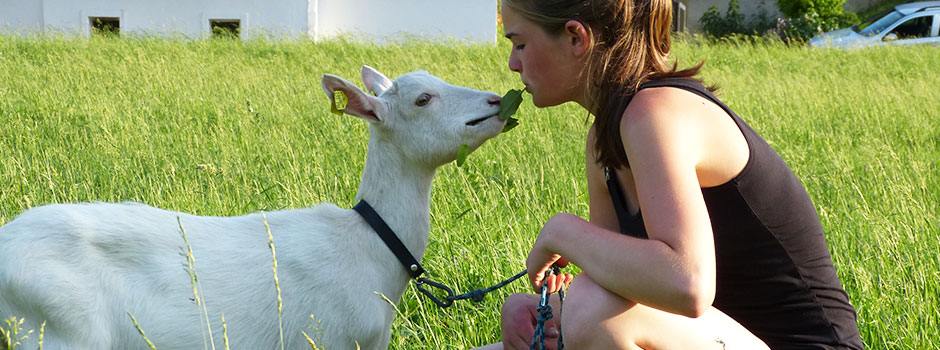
[683,291,714,318]
[676,276,715,318]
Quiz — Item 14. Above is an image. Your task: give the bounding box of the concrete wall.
[843,0,882,13]
[0,0,498,43]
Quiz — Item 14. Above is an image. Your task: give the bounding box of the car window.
[857,10,904,36]
[888,15,934,39]
[935,14,940,37]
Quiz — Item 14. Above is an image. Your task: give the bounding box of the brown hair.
[504,0,709,169]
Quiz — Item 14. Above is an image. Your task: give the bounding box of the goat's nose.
[488,96,501,106]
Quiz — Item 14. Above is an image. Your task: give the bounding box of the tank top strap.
[637,78,717,104]
[636,78,754,145]
[604,166,649,239]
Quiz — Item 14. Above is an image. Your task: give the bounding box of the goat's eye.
[415,93,432,107]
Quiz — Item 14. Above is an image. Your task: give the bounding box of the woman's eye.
[515,44,525,50]
[415,93,432,107]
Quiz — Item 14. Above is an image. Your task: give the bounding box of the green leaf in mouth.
[499,88,524,133]
[501,117,519,133]
[455,88,525,166]
[456,144,470,167]
[498,88,524,121]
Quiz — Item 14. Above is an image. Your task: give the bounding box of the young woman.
[478,0,864,349]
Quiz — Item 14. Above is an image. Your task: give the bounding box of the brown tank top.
[604,78,863,349]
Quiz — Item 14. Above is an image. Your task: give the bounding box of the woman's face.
[501,5,586,108]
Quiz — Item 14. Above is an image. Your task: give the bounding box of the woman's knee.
[499,293,545,349]
[501,293,538,323]
[560,275,762,350]
[560,274,642,349]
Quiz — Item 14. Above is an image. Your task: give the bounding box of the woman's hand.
[526,213,576,293]
[500,293,561,350]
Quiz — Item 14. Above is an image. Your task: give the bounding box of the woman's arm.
[528,88,741,318]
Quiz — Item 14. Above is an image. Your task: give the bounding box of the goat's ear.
[361,65,394,96]
[321,74,386,123]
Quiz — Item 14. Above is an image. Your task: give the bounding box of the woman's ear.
[564,20,591,57]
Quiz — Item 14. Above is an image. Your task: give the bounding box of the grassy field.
[0,34,938,349]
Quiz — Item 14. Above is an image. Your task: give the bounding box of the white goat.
[0,65,506,350]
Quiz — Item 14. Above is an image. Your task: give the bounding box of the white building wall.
[313,0,498,43]
[0,0,43,34]
[33,0,307,38]
[0,0,498,44]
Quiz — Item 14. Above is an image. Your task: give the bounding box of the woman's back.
[607,78,863,349]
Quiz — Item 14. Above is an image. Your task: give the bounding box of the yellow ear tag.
[331,90,348,116]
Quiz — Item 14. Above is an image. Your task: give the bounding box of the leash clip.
[414,277,456,308]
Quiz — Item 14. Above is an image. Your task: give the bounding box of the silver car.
[808,1,940,48]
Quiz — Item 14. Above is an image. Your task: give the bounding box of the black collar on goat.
[353,199,426,279]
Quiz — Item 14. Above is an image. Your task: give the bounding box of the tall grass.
[127,312,157,350]
[0,34,938,349]
[178,213,217,349]
[262,211,286,350]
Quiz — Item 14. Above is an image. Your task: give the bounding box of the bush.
[834,11,860,27]
[701,0,745,38]
[776,0,845,18]
[770,0,860,41]
[772,10,860,41]
[701,0,778,38]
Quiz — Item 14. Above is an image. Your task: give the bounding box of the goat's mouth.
[466,114,497,126]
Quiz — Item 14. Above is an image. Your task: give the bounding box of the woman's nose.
[508,52,522,73]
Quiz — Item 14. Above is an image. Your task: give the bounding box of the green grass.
[1,34,938,349]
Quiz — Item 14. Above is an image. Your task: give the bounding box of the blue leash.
[413,267,566,349]
[530,268,565,350]
[415,270,528,308]
[353,200,565,348]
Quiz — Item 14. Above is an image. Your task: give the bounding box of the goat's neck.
[354,136,435,263]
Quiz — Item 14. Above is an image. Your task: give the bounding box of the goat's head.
[321,66,505,167]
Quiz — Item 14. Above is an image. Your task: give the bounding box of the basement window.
[210,19,241,39]
[90,17,120,36]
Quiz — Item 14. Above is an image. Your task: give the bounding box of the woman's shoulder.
[617,87,709,165]
[622,81,749,187]
[623,85,712,127]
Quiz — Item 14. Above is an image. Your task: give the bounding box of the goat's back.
[0,202,395,349]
